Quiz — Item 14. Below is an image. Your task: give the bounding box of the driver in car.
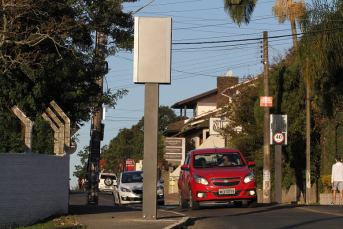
[219,156,236,166]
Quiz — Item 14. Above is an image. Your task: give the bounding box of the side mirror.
[160,179,164,184]
[181,164,189,171]
[248,161,256,168]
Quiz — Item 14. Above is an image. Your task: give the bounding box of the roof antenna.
[213,139,217,150]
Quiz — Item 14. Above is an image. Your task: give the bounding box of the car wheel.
[179,190,188,209]
[113,193,117,205]
[104,178,113,186]
[189,189,200,210]
[247,198,258,208]
[117,194,124,206]
[234,201,243,207]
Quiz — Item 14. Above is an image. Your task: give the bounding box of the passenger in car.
[195,157,206,167]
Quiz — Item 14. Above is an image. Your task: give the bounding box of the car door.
[181,152,192,200]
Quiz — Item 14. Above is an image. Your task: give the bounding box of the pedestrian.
[78,177,83,190]
[331,156,343,205]
[83,179,87,191]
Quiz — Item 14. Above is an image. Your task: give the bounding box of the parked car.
[112,170,164,206]
[178,148,257,210]
[98,172,117,192]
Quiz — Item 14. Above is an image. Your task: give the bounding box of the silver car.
[112,170,164,206]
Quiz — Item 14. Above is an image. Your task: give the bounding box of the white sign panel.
[133,17,172,84]
[270,114,287,145]
[209,118,228,135]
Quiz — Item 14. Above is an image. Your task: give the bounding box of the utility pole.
[263,31,271,203]
[87,31,107,205]
[306,79,311,204]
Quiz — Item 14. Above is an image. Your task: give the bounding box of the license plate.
[219,188,235,194]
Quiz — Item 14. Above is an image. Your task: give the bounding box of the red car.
[178,148,257,210]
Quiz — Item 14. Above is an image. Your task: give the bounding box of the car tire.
[247,198,258,208]
[158,200,165,206]
[189,189,200,210]
[233,201,243,207]
[104,178,113,186]
[118,194,123,206]
[179,190,188,209]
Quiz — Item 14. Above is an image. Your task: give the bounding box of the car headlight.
[120,187,131,192]
[157,185,164,190]
[194,174,209,185]
[243,172,255,183]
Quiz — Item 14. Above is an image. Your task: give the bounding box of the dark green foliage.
[73,146,91,179]
[102,106,179,173]
[31,116,54,154]
[0,0,136,153]
[223,0,258,26]
[0,109,24,153]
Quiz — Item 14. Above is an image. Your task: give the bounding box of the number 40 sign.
[270,115,287,145]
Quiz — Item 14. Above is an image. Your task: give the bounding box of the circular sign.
[273,133,284,143]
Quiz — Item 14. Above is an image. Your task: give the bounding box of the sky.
[69,0,311,188]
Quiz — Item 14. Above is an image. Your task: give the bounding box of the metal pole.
[275,145,282,203]
[263,31,271,203]
[142,83,159,220]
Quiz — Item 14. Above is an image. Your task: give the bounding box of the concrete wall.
[257,184,318,204]
[0,153,69,229]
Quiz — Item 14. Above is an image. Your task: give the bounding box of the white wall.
[0,153,69,229]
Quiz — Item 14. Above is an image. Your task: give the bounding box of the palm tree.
[272,0,306,50]
[223,0,258,26]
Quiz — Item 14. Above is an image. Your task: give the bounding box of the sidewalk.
[68,192,188,229]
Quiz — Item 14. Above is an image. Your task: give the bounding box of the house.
[163,76,240,150]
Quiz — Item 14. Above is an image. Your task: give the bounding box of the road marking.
[160,209,189,229]
[298,206,343,217]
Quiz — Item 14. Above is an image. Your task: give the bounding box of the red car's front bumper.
[191,182,257,202]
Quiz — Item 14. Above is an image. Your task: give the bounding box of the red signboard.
[120,159,135,171]
[260,96,273,107]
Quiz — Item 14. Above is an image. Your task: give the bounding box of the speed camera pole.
[263,31,271,203]
[133,17,172,220]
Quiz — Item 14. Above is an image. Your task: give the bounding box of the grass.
[11,215,85,229]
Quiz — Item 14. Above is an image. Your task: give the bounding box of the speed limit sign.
[273,133,284,144]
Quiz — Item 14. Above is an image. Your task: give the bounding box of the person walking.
[331,156,343,205]
[78,178,83,190]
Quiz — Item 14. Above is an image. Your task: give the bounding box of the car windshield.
[121,171,143,183]
[100,174,116,179]
[193,152,245,168]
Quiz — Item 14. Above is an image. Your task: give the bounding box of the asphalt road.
[69,191,343,229]
[178,202,343,229]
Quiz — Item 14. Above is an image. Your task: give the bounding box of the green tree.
[73,146,90,180]
[0,0,137,152]
[220,76,264,186]
[298,0,343,192]
[223,0,258,26]
[74,145,108,179]
[103,106,179,173]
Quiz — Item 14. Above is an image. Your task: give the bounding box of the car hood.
[120,182,143,190]
[120,181,162,190]
[194,166,251,178]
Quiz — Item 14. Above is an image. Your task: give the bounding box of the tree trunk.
[290,16,298,50]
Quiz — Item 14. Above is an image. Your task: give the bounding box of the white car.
[98,172,117,192]
[112,170,164,206]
